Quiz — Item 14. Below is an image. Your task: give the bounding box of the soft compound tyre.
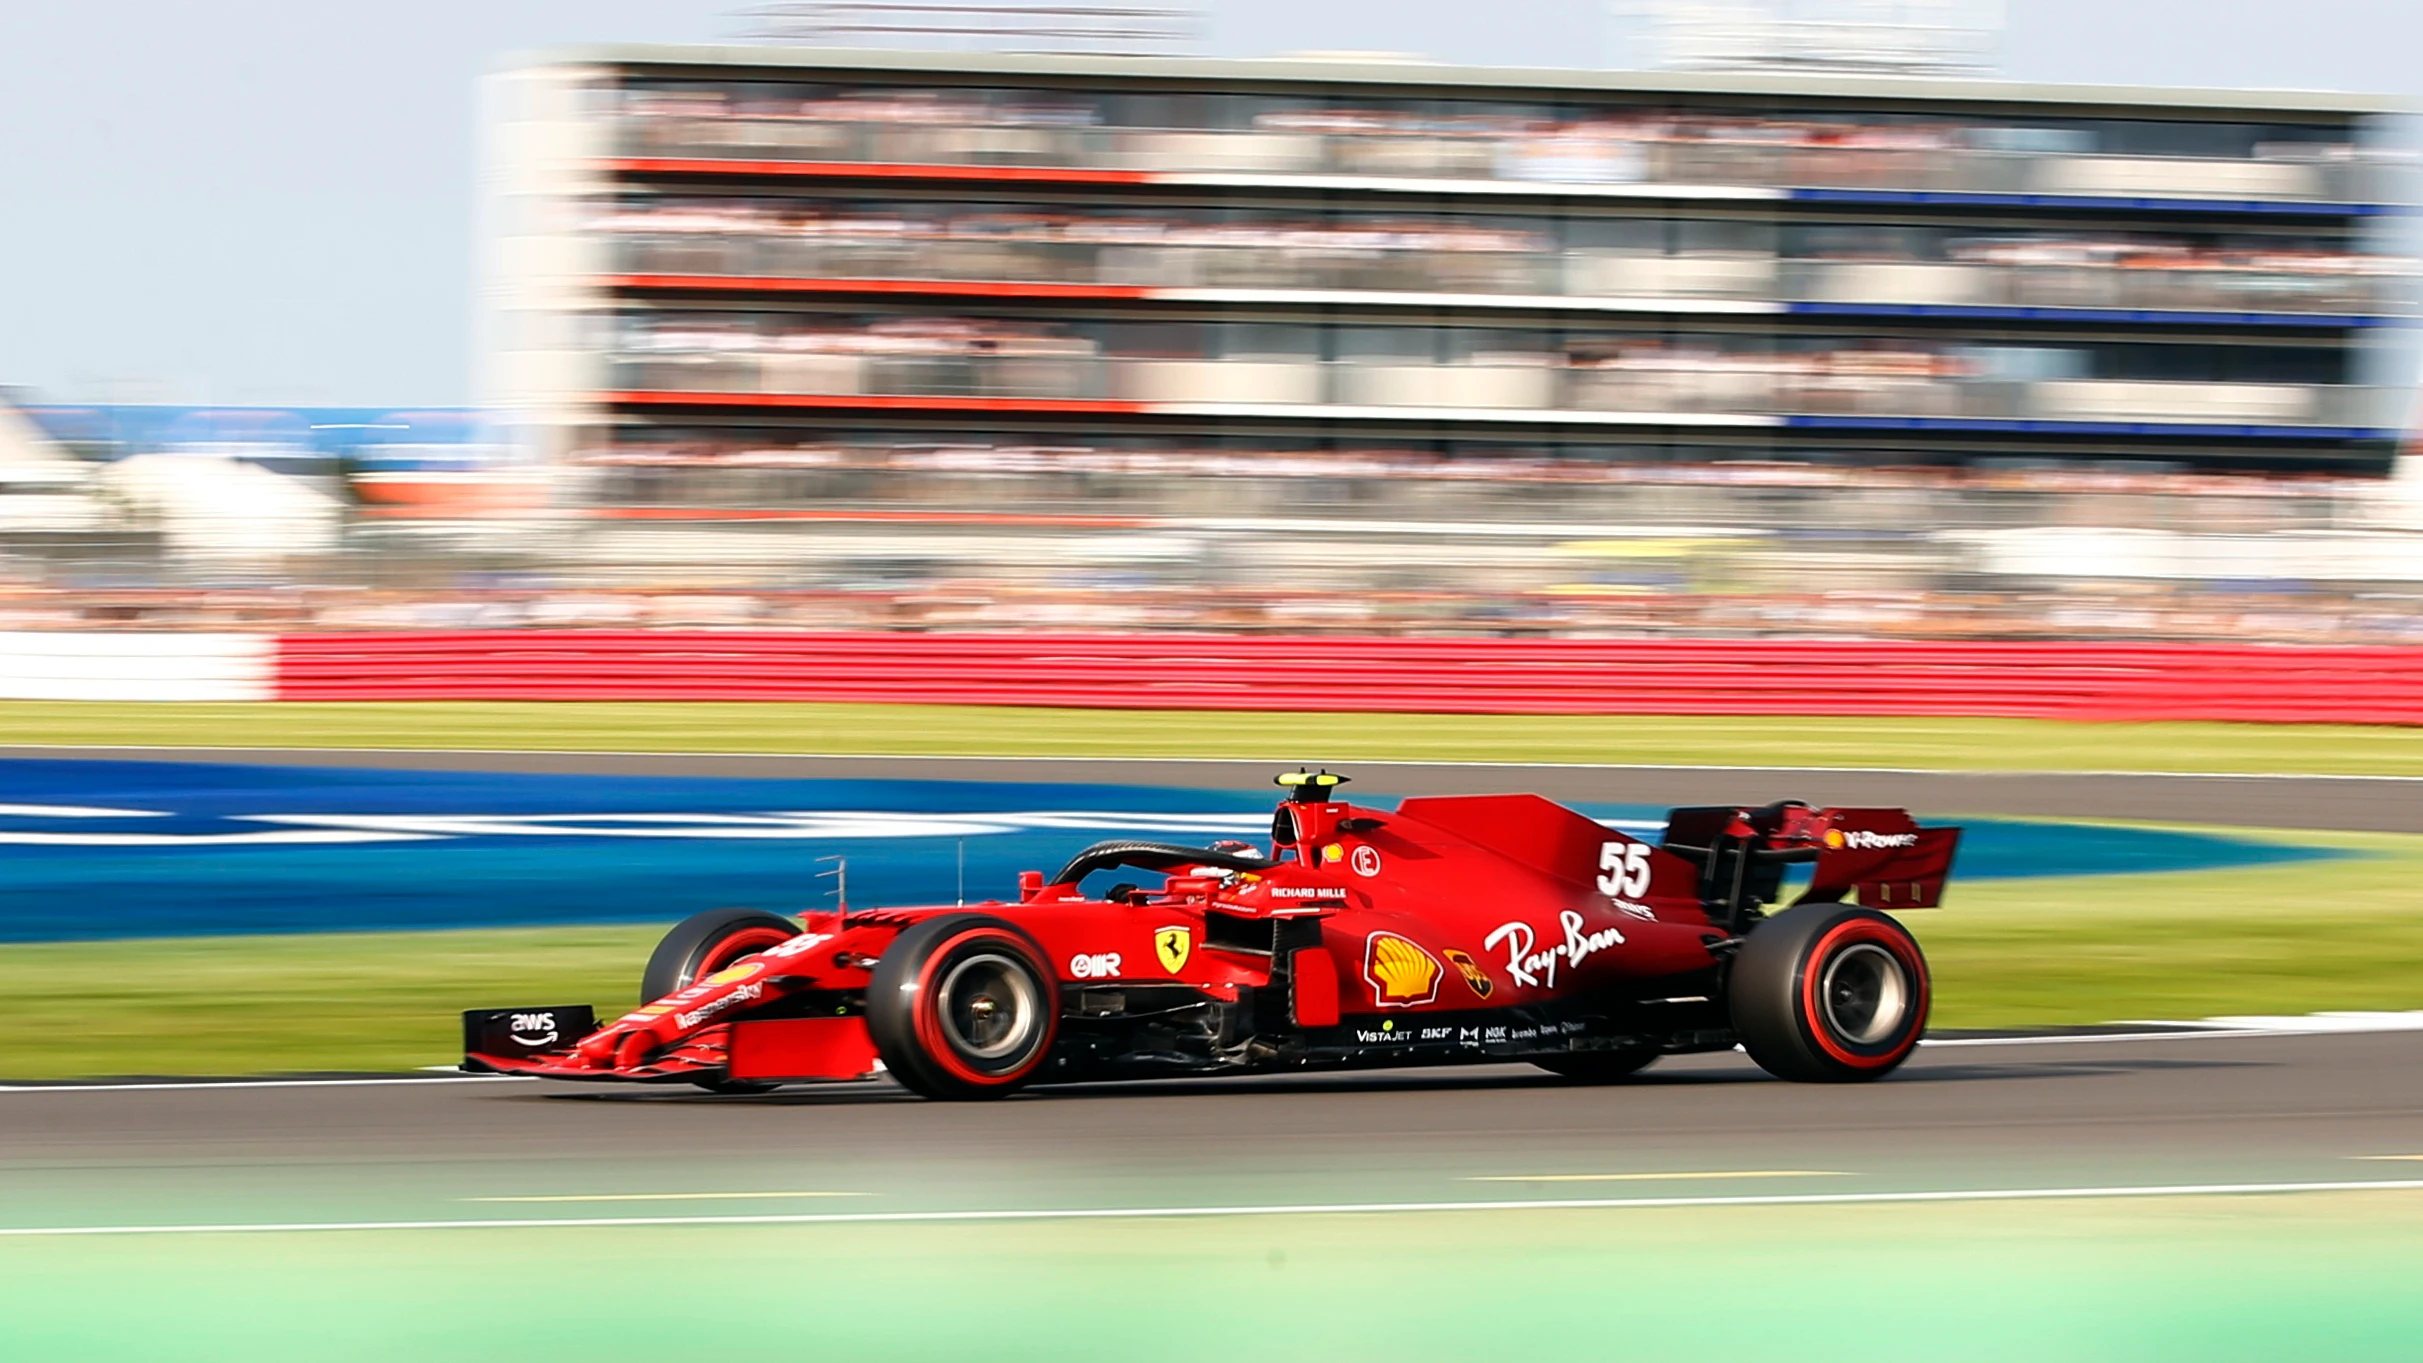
[865,915,1059,1101]
[640,908,804,1095]
[640,907,804,1003]
[1729,903,1929,1083]
[1530,1048,1661,1083]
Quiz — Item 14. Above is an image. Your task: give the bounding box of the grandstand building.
[481,45,2412,485]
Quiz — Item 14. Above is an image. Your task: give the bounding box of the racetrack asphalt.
[2,748,2411,1222]
[7,748,2421,1361]
[3,1029,2420,1234]
[9,746,2419,832]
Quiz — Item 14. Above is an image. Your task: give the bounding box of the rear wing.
[1659,802,1960,931]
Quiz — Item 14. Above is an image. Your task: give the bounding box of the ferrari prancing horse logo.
[1154,926,1192,974]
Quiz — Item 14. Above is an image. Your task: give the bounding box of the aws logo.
[507,1012,559,1047]
[1363,932,1442,1008]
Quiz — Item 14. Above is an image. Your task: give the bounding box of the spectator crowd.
[601,198,2394,315]
[613,83,2381,201]
[6,438,2418,647]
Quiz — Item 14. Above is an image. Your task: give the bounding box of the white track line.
[1,1023,2403,1092]
[1,744,2413,783]
[1918,1029,2278,1048]
[467,1191,872,1203]
[0,1076,532,1094]
[1466,1170,1844,1182]
[5,1179,2422,1238]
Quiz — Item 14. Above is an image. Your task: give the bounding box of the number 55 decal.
[1597,842,1653,899]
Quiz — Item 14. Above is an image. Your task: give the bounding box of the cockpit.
[1035,769,1361,903]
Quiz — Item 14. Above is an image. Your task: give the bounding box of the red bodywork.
[467,789,1958,1087]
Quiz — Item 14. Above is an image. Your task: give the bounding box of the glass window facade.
[483,52,2407,475]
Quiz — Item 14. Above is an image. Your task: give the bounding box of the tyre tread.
[1729,903,1928,1084]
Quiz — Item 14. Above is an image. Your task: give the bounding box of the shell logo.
[1823,829,1845,849]
[1363,932,1442,1008]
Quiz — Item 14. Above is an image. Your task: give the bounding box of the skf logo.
[1154,926,1192,974]
[1363,932,1442,1008]
[1442,948,1493,1000]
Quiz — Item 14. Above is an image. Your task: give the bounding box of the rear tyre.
[640,908,803,1096]
[866,915,1059,1101]
[1531,1048,1661,1083]
[1730,903,1929,1083]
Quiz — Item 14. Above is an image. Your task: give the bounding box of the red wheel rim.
[909,928,1056,1089]
[1797,918,1928,1070]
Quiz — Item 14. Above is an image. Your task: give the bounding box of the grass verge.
[4,701,2423,775]
[0,926,660,1079]
[1910,827,2423,1028]
[2,827,2414,1079]
[8,1198,2423,1363]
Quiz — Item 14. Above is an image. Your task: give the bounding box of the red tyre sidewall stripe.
[911,928,1057,1089]
[1797,917,1929,1070]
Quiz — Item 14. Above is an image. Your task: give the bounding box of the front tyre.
[641,907,803,1096]
[640,907,804,1003]
[866,915,1059,1101]
[1730,904,1929,1083]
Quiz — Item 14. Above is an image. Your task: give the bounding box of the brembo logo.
[1840,830,1919,850]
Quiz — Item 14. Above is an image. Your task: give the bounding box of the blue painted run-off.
[0,760,2342,944]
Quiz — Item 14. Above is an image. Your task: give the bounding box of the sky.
[0,0,2417,406]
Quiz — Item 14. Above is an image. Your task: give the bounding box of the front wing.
[463,1008,880,1085]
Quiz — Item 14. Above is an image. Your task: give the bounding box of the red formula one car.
[465,771,1960,1097]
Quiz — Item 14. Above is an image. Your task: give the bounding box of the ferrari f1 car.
[464,771,1960,1097]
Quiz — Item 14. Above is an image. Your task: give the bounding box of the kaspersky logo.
[1363,932,1442,1008]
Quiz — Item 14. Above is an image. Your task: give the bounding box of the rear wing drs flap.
[1660,803,1960,930]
